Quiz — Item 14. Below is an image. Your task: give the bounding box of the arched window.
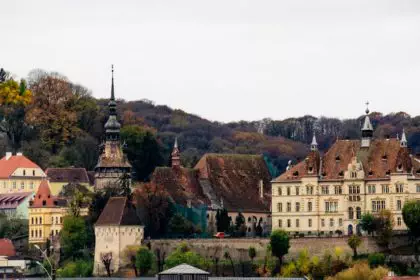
[356,207,361,219]
[348,207,354,220]
[40,217,42,224]
[31,217,34,225]
[308,201,312,212]
[35,217,38,224]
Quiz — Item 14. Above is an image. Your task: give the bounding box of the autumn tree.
[26,74,79,153]
[134,182,172,237]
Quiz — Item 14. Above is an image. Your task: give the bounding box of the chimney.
[5,152,12,160]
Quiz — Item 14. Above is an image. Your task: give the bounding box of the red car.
[214,232,225,238]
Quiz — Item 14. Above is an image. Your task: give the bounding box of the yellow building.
[28,180,88,245]
[271,107,420,236]
[45,168,93,196]
[0,152,46,194]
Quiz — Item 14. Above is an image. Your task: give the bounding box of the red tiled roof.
[0,192,32,209]
[275,138,415,182]
[152,167,210,207]
[45,168,90,184]
[195,154,272,213]
[0,154,41,179]
[30,180,65,208]
[0,239,16,257]
[95,197,141,226]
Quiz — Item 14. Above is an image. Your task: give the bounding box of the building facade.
[94,66,131,190]
[0,152,46,194]
[0,192,33,219]
[45,167,93,195]
[271,107,420,236]
[93,197,144,276]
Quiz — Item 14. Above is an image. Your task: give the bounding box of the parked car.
[214,232,226,238]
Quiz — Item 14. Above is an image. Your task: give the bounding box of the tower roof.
[31,180,56,207]
[401,128,408,147]
[362,102,373,132]
[104,65,121,137]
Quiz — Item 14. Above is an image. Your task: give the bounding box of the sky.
[1,0,420,122]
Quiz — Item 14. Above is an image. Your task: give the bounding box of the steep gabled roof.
[46,168,90,184]
[0,154,41,179]
[30,180,66,208]
[0,239,16,257]
[195,154,271,212]
[275,138,415,182]
[152,167,210,207]
[95,197,141,226]
[95,142,132,169]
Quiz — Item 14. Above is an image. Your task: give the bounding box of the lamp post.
[34,244,55,280]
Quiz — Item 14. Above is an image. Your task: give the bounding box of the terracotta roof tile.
[95,197,141,226]
[0,239,16,257]
[30,180,66,208]
[152,167,210,207]
[195,154,271,213]
[0,154,41,179]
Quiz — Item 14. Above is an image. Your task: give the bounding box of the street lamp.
[35,261,52,280]
[34,244,55,280]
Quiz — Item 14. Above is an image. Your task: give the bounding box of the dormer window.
[338,171,344,177]
[368,170,373,176]
[335,156,340,162]
[382,154,387,160]
[350,171,357,179]
[397,164,403,172]
[386,170,391,176]
[416,169,420,174]
[308,166,313,173]
[42,200,46,206]
[293,171,299,177]
[322,172,327,177]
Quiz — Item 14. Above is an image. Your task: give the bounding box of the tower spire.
[400,128,407,147]
[111,64,115,101]
[171,137,181,168]
[361,101,373,147]
[310,132,318,151]
[104,65,121,141]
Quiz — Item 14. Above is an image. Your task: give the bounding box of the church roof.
[0,154,42,179]
[95,197,141,226]
[275,138,415,182]
[151,167,210,207]
[46,168,90,184]
[194,154,271,212]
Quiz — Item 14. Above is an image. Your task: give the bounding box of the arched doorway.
[348,224,353,235]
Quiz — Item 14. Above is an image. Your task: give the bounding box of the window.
[287,219,291,228]
[339,218,343,226]
[356,207,361,219]
[330,218,334,227]
[277,203,282,212]
[321,219,325,227]
[32,170,35,176]
[35,217,38,224]
[287,202,291,212]
[30,181,34,189]
[51,217,54,224]
[296,219,300,228]
[306,186,313,195]
[20,182,25,189]
[31,230,34,238]
[56,217,58,224]
[382,184,389,193]
[295,202,300,212]
[368,185,376,194]
[40,217,42,224]
[351,171,357,178]
[278,187,282,196]
[397,200,402,210]
[295,186,300,195]
[278,219,282,228]
[308,219,312,227]
[2,182,6,189]
[417,185,420,193]
[60,217,63,224]
[308,201,313,212]
[325,201,338,213]
[23,170,26,176]
[321,185,329,195]
[372,200,386,212]
[12,181,16,189]
[396,184,404,193]
[39,230,42,238]
[349,184,360,194]
[348,207,354,219]
[287,187,291,196]
[397,217,402,226]
[334,185,342,195]
[35,230,38,238]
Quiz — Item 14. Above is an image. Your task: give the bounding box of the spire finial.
[365,101,370,115]
[401,128,407,147]
[111,64,115,101]
[171,137,181,168]
[174,137,178,149]
[311,132,318,151]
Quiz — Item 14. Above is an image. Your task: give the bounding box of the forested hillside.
[1,67,420,180]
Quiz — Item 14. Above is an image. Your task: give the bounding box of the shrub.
[368,253,385,268]
[326,262,388,280]
[136,246,154,276]
[57,259,93,277]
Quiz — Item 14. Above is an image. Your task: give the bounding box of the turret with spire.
[171,137,181,168]
[361,102,373,148]
[310,132,318,151]
[104,65,121,141]
[400,129,407,148]
[94,65,132,190]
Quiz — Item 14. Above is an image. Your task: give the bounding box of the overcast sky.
[1,0,420,122]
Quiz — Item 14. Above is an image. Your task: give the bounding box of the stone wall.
[150,235,410,261]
